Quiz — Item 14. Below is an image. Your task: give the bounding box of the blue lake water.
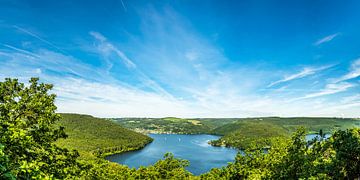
[105,134,238,175]
[305,133,331,141]
[106,133,330,175]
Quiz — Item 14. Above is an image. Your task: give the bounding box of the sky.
[0,0,360,118]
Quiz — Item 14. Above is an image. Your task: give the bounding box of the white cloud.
[185,50,199,61]
[1,9,359,118]
[333,58,360,83]
[314,33,340,46]
[291,82,355,101]
[267,65,333,87]
[54,78,194,117]
[89,31,174,98]
[120,0,127,12]
[0,45,113,83]
[2,44,40,58]
[13,25,65,53]
[35,68,42,74]
[89,31,107,42]
[284,59,359,103]
[341,94,360,104]
[90,31,136,69]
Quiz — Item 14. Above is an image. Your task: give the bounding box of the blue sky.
[0,0,359,117]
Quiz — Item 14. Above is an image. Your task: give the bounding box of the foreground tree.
[329,128,360,179]
[0,78,81,179]
[0,143,15,179]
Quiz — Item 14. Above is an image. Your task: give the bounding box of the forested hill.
[113,116,359,149]
[56,113,153,159]
[111,117,221,134]
[210,117,360,149]
[113,116,359,134]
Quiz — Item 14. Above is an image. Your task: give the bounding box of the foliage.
[329,128,360,179]
[78,153,192,179]
[209,121,288,149]
[114,117,359,135]
[114,116,359,150]
[0,78,82,179]
[0,144,15,180]
[201,127,360,179]
[112,117,214,134]
[56,114,153,159]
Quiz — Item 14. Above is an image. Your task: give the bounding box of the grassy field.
[56,114,153,159]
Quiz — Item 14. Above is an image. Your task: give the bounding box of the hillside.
[210,117,360,149]
[56,114,153,159]
[111,117,215,134]
[210,120,289,149]
[113,116,359,149]
[211,117,360,135]
[260,117,360,133]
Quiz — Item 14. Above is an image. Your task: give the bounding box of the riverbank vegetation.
[111,117,214,134]
[202,128,360,179]
[1,78,359,179]
[209,121,289,149]
[56,114,153,159]
[115,116,359,149]
[0,78,191,179]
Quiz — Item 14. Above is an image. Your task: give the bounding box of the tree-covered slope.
[210,120,289,149]
[112,117,213,134]
[112,116,359,149]
[261,117,360,133]
[210,117,359,149]
[211,117,359,135]
[56,113,153,159]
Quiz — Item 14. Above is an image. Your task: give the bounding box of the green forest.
[115,116,359,149]
[56,114,153,159]
[1,78,359,179]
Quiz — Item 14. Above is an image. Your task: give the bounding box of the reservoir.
[106,134,238,175]
[106,133,329,175]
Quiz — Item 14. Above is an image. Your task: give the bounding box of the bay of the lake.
[106,133,328,175]
[106,134,238,175]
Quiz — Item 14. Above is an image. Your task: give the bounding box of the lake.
[106,134,238,175]
[305,133,331,141]
[106,133,330,175]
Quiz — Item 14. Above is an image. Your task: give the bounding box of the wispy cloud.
[185,50,199,61]
[13,25,66,53]
[314,33,340,46]
[341,94,360,104]
[54,78,191,117]
[1,5,359,118]
[291,82,355,101]
[267,65,333,87]
[2,44,40,58]
[120,0,127,12]
[90,31,136,69]
[333,58,360,83]
[288,59,359,102]
[0,45,110,83]
[89,31,174,98]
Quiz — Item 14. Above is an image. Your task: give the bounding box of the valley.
[112,116,360,149]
